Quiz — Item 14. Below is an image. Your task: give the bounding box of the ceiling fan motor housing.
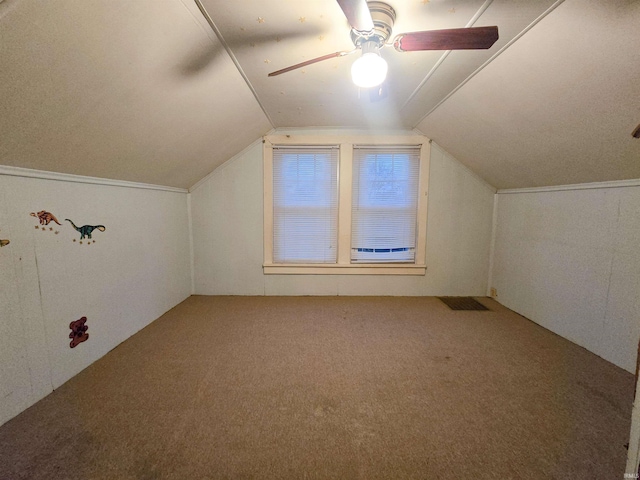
[350,1,396,47]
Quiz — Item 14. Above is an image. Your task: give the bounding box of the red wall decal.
[69,317,89,348]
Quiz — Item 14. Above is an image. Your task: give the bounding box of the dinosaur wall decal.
[0,228,9,247]
[30,211,62,226]
[65,219,106,240]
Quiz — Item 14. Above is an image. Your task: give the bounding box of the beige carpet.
[0,296,634,479]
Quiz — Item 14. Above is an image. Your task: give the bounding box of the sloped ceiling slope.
[1,0,638,189]
[0,0,272,189]
[416,0,640,189]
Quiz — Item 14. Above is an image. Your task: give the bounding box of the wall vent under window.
[438,297,489,311]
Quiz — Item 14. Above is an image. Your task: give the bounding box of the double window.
[264,135,430,275]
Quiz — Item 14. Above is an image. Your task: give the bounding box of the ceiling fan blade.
[268,50,356,77]
[336,0,374,33]
[394,26,498,52]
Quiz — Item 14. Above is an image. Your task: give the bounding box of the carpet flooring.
[0,296,634,479]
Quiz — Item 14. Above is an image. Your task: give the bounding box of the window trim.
[263,134,430,275]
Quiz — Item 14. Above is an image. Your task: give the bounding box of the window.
[272,146,338,263]
[263,134,430,275]
[351,146,420,263]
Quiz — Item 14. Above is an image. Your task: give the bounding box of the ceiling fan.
[268,0,499,89]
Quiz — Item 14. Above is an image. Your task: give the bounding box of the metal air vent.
[438,297,489,311]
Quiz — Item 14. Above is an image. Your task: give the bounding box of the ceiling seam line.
[401,0,494,112]
[401,51,451,112]
[412,0,566,128]
[192,0,275,128]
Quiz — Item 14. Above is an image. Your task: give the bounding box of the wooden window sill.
[263,264,427,275]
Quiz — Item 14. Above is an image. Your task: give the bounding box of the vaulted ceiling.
[0,0,638,189]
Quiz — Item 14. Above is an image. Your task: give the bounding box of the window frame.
[272,145,339,264]
[263,134,430,275]
[351,145,422,264]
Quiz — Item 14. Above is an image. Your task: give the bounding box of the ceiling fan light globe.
[351,52,388,88]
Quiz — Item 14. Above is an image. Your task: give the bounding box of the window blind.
[351,146,421,263]
[272,146,339,263]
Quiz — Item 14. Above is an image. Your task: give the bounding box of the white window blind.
[351,146,421,263]
[273,146,339,263]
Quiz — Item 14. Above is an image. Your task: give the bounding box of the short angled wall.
[491,181,640,373]
[0,169,192,427]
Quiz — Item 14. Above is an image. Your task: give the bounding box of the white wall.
[491,183,640,373]
[0,172,192,426]
[191,134,496,296]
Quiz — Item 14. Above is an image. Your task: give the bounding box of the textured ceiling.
[416,0,640,189]
[0,0,271,189]
[198,0,559,129]
[0,0,638,189]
